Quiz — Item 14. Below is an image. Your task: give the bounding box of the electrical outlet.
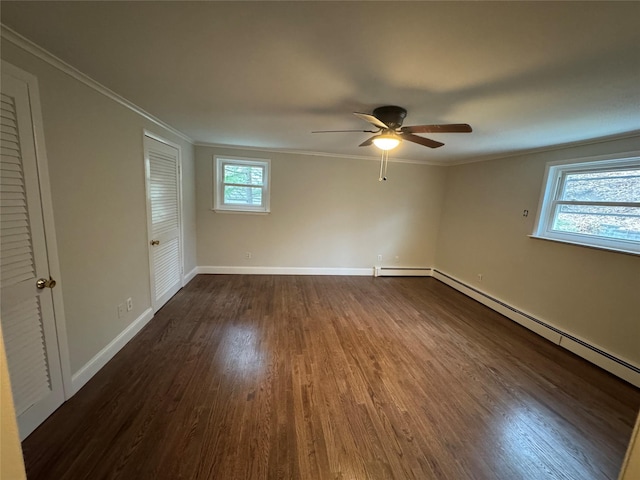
[117,303,125,318]
[377,254,383,262]
[478,273,483,282]
[126,297,133,312]
[245,252,252,259]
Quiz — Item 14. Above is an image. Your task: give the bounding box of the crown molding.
[446,130,640,166]
[193,141,445,166]
[188,131,640,168]
[0,24,193,144]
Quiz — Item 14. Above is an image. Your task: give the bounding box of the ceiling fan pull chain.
[383,150,389,181]
[379,151,385,181]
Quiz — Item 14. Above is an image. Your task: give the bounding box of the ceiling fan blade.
[358,136,377,147]
[312,129,378,133]
[401,124,472,134]
[401,133,444,149]
[353,112,389,130]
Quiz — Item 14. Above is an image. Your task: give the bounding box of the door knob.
[150,240,160,246]
[36,277,56,289]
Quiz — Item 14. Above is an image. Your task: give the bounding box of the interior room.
[1,2,639,479]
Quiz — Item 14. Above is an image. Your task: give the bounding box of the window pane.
[223,185,263,206]
[560,169,640,203]
[552,204,640,241]
[223,164,264,186]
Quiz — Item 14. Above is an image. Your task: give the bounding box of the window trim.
[213,155,271,214]
[531,151,640,256]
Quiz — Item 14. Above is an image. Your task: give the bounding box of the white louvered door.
[1,67,65,439]
[144,135,182,312]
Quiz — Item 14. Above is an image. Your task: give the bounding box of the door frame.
[1,61,72,399]
[143,130,185,312]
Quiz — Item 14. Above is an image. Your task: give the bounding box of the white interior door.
[144,134,183,312]
[1,64,65,439]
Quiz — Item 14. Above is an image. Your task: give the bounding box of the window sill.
[528,235,640,257]
[213,209,270,215]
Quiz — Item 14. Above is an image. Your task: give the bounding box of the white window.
[213,156,270,213]
[533,153,640,255]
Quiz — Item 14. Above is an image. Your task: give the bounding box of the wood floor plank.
[21,275,640,479]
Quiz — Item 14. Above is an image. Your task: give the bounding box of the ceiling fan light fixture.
[372,134,401,151]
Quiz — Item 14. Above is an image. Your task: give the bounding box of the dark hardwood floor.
[22,275,639,479]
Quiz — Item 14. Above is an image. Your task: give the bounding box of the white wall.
[0,40,197,375]
[196,146,446,271]
[435,136,640,367]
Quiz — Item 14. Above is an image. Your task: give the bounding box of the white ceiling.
[1,1,639,164]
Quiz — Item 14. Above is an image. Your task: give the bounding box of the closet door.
[1,64,65,439]
[144,135,183,312]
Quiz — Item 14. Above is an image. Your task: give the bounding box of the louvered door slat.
[1,193,27,203]
[0,154,21,164]
[2,235,31,250]
[154,237,180,299]
[1,295,50,416]
[7,354,48,387]
[0,211,24,222]
[1,163,22,173]
[1,296,40,324]
[1,252,33,268]
[0,169,22,179]
[1,124,18,136]
[2,243,29,255]
[1,147,21,156]
[6,333,46,365]
[1,220,28,230]
[2,320,41,342]
[0,94,36,289]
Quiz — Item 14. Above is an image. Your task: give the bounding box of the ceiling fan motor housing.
[373,106,407,129]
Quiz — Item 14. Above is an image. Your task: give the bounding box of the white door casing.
[1,61,70,440]
[144,133,183,312]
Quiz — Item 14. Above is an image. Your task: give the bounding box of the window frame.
[532,152,640,256]
[213,156,271,214]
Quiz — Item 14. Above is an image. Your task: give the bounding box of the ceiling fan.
[313,105,472,150]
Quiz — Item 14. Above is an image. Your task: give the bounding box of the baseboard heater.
[432,269,640,387]
[374,267,433,277]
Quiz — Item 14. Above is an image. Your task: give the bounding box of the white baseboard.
[558,336,640,388]
[197,266,374,276]
[183,266,198,285]
[432,269,640,387]
[374,267,433,277]
[433,270,562,344]
[71,307,154,394]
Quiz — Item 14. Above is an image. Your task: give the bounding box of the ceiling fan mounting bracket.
[372,106,407,129]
